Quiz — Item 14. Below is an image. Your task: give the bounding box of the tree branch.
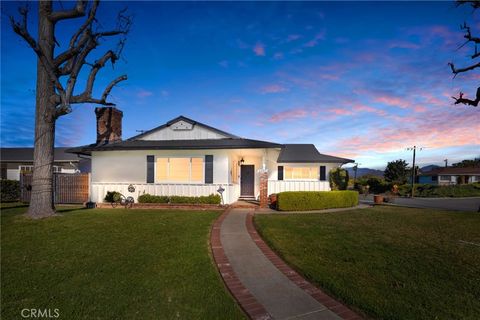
[48,0,87,22]
[448,61,480,74]
[452,87,480,106]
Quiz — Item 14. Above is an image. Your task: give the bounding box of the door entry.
[240,165,255,196]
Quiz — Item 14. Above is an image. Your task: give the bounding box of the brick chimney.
[95,107,123,144]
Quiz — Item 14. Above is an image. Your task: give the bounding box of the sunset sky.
[2,1,479,169]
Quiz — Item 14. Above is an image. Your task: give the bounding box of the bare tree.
[9,1,131,218]
[449,0,479,107]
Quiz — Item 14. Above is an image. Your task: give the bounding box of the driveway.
[361,195,480,212]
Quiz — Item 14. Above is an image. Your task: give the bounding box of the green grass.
[255,206,480,320]
[1,204,244,320]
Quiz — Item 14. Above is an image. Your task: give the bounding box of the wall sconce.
[239,157,245,165]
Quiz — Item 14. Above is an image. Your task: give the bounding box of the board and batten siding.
[139,121,229,140]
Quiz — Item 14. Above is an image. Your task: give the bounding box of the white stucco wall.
[91,149,230,184]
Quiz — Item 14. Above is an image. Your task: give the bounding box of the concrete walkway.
[220,208,349,319]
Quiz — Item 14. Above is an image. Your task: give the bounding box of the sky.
[1,1,479,169]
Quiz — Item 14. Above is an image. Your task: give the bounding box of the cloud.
[253,42,266,56]
[260,84,288,94]
[304,31,326,47]
[286,34,302,42]
[268,108,311,122]
[273,52,284,60]
[137,89,153,98]
[327,108,353,116]
[388,40,421,50]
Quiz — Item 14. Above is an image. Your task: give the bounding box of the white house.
[68,107,354,204]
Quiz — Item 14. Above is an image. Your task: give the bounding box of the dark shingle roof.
[0,148,81,162]
[128,115,239,140]
[67,138,283,154]
[420,166,480,175]
[277,144,354,164]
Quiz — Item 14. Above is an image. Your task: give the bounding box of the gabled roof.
[0,148,81,162]
[67,138,283,155]
[277,144,354,164]
[420,166,480,176]
[128,115,239,140]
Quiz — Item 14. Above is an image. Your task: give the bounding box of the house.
[419,166,480,185]
[68,107,354,204]
[0,147,89,180]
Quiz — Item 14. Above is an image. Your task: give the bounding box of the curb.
[246,211,363,320]
[210,208,273,320]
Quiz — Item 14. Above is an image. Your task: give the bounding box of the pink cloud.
[352,104,388,117]
[374,96,411,109]
[253,42,266,56]
[269,109,310,122]
[137,89,153,98]
[304,31,326,47]
[260,84,288,94]
[327,108,354,116]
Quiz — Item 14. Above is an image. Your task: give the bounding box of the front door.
[240,165,255,196]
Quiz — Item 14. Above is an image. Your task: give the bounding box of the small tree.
[329,167,349,190]
[384,160,409,184]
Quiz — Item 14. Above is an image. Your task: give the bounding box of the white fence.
[268,180,330,194]
[91,182,240,204]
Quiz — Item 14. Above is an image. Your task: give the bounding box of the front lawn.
[1,204,244,319]
[255,206,480,320]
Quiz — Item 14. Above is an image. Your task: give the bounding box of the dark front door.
[240,165,255,196]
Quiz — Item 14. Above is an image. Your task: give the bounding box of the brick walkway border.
[246,212,363,320]
[210,208,273,320]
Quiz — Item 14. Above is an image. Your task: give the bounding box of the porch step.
[238,196,256,201]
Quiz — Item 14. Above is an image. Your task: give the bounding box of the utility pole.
[444,159,448,168]
[406,146,424,198]
[352,163,361,185]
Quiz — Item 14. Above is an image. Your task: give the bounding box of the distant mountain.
[420,165,441,173]
[346,167,384,178]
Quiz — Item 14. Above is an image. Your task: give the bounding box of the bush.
[356,176,392,194]
[1,180,20,202]
[276,191,358,211]
[329,168,349,190]
[138,194,169,203]
[104,191,121,203]
[398,183,480,197]
[138,193,221,205]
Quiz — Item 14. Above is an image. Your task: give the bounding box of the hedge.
[104,191,122,203]
[138,193,221,205]
[1,180,20,202]
[276,191,359,211]
[398,183,480,198]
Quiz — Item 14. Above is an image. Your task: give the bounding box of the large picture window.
[284,166,319,180]
[156,157,204,182]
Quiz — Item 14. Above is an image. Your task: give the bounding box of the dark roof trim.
[277,144,354,164]
[66,138,283,155]
[1,147,81,162]
[127,115,239,141]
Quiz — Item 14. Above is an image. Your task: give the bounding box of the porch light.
[239,157,245,165]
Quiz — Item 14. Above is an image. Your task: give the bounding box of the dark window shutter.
[320,166,326,181]
[146,155,155,183]
[205,155,213,184]
[278,166,284,180]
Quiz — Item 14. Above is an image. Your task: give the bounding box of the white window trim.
[155,156,205,184]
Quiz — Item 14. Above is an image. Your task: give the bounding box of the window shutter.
[319,166,326,181]
[205,155,213,184]
[278,166,284,180]
[146,155,155,183]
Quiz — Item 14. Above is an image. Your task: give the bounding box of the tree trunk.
[26,1,57,218]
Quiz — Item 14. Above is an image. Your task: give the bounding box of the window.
[432,175,438,181]
[53,166,61,173]
[19,165,34,173]
[231,160,238,183]
[439,175,450,181]
[156,157,204,183]
[284,166,319,180]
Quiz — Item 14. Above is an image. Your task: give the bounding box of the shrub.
[104,191,121,203]
[355,175,392,194]
[137,193,221,205]
[329,168,349,190]
[276,191,358,211]
[138,194,169,203]
[397,183,480,198]
[1,180,20,202]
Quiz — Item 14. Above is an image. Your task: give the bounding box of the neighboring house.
[68,107,354,204]
[0,148,89,180]
[419,167,480,185]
